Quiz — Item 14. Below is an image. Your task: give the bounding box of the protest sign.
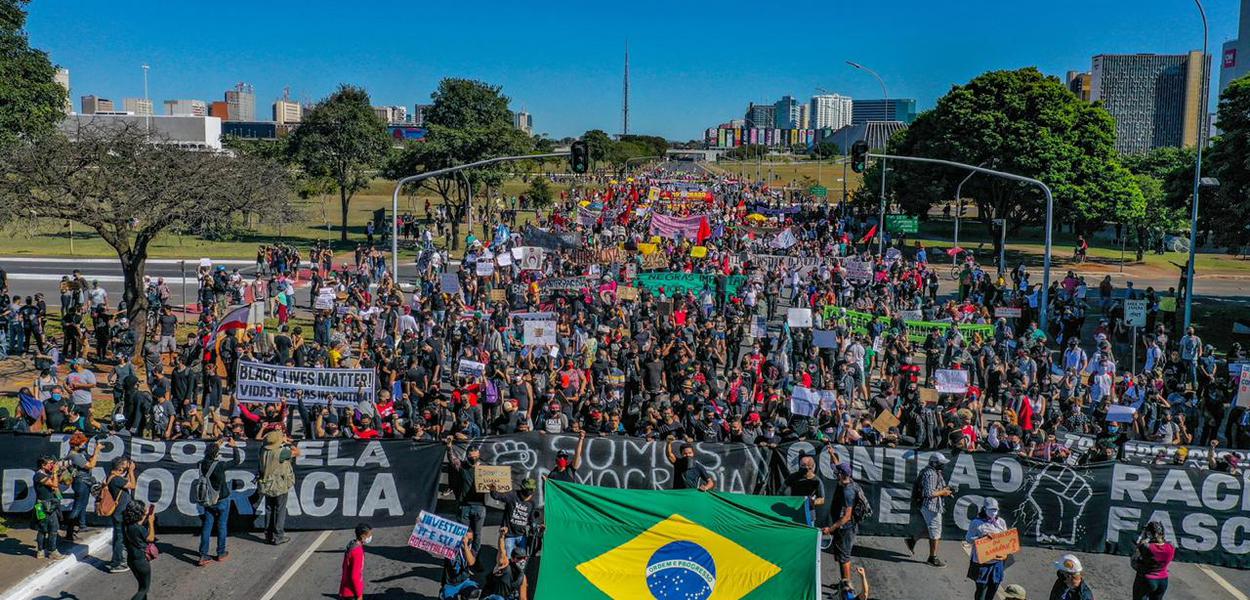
[457,359,486,378]
[1124,299,1147,328]
[440,273,461,294]
[1240,374,1250,409]
[818,390,837,411]
[649,214,706,240]
[475,259,495,277]
[236,361,374,406]
[617,286,639,301]
[871,410,901,435]
[812,329,838,349]
[408,511,470,559]
[634,272,745,295]
[541,277,588,291]
[995,307,1022,319]
[314,289,335,310]
[844,259,873,282]
[690,245,708,258]
[771,228,798,249]
[786,308,813,328]
[523,320,558,346]
[475,465,514,493]
[490,288,507,302]
[496,251,512,267]
[934,369,968,394]
[512,246,545,270]
[789,387,819,417]
[1106,404,1137,423]
[974,529,1021,562]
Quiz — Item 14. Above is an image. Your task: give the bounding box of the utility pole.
[622,41,630,137]
[142,64,150,133]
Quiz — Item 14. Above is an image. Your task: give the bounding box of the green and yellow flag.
[536,480,820,600]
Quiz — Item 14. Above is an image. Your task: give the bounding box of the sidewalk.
[0,528,109,600]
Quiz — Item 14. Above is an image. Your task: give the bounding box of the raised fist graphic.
[488,439,539,473]
[1014,463,1093,546]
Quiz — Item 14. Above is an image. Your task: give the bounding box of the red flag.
[605,188,615,203]
[212,304,251,339]
[697,217,712,244]
[858,224,878,245]
[630,186,640,202]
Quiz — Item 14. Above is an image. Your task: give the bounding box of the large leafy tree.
[384,78,531,249]
[1202,75,1250,249]
[0,0,68,147]
[288,85,390,241]
[581,129,613,164]
[1119,147,1194,259]
[870,68,1141,251]
[0,123,292,340]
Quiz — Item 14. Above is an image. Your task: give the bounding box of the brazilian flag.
[536,480,820,600]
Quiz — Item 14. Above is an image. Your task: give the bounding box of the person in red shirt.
[351,415,381,440]
[339,523,371,600]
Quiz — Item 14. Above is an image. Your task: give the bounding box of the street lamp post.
[848,61,889,254]
[1183,0,1209,331]
[869,152,1056,331]
[953,169,977,252]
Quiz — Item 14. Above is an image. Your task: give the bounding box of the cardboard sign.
[1106,404,1137,423]
[440,273,461,294]
[787,308,813,328]
[1237,373,1250,409]
[789,387,820,417]
[457,359,486,378]
[523,320,558,346]
[973,528,1020,563]
[475,465,513,493]
[408,511,469,560]
[844,259,873,282]
[919,387,939,404]
[490,288,507,302]
[617,286,639,301]
[934,369,969,394]
[1124,299,1148,328]
[314,289,335,310]
[871,410,901,435]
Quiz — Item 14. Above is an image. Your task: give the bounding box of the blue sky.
[25,0,1241,140]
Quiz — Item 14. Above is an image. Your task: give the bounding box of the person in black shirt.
[197,437,243,565]
[491,478,539,558]
[121,499,156,600]
[33,456,62,559]
[106,458,136,573]
[666,440,715,491]
[484,527,528,600]
[823,458,860,584]
[447,440,485,551]
[785,453,826,509]
[546,430,585,484]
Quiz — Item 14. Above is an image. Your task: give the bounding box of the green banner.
[536,480,819,600]
[809,185,827,197]
[634,272,745,295]
[822,306,994,343]
[885,214,919,234]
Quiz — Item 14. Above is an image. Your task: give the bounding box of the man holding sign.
[965,497,1014,600]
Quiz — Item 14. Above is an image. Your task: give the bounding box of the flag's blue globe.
[645,540,717,600]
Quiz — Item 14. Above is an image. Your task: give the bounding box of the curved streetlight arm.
[389,151,569,282]
[1183,0,1208,331]
[868,152,1055,332]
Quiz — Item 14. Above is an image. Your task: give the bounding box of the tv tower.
[622,41,630,136]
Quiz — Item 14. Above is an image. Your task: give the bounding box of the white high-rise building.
[54,68,72,113]
[164,99,207,116]
[225,83,256,121]
[273,99,302,124]
[811,94,853,130]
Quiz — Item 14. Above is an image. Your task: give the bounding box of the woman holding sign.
[965,497,1010,600]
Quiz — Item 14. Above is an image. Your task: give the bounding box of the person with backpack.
[822,449,867,585]
[101,458,136,573]
[259,430,299,545]
[33,456,64,560]
[196,437,243,566]
[62,431,99,543]
[907,453,953,568]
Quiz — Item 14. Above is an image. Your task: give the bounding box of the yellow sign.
[637,243,657,255]
[690,246,708,259]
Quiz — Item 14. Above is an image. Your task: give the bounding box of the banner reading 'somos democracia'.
[0,433,442,529]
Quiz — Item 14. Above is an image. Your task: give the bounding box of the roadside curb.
[0,530,110,600]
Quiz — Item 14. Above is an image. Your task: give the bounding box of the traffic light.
[570,140,589,174]
[850,140,869,174]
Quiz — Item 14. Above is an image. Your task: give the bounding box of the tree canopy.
[287,84,390,241]
[1202,75,1250,249]
[0,0,68,147]
[872,68,1141,238]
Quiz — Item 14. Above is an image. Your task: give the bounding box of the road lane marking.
[257,530,333,600]
[1197,564,1249,600]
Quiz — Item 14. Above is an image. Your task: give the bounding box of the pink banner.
[649,214,706,240]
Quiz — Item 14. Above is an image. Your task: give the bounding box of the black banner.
[522,226,580,250]
[0,433,444,530]
[466,433,769,506]
[771,442,1250,570]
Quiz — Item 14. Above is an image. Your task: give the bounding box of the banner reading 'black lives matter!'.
[236,360,375,406]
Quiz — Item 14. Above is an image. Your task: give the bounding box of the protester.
[121,499,157,600]
[338,523,372,600]
[1131,521,1174,600]
[666,439,715,491]
[1049,554,1094,600]
[105,458,137,573]
[258,431,299,545]
[196,437,243,565]
[62,431,99,542]
[448,442,487,549]
[33,456,63,560]
[439,531,478,600]
[965,497,1009,600]
[822,454,861,584]
[908,453,952,567]
[483,526,528,600]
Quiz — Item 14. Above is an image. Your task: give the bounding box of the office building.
[81,95,114,115]
[1066,71,1092,102]
[744,103,776,129]
[1090,52,1209,153]
[164,99,208,117]
[798,104,811,129]
[413,103,433,126]
[225,83,256,122]
[774,95,801,129]
[1220,0,1250,95]
[820,121,909,152]
[514,110,533,134]
[209,101,230,119]
[60,114,222,150]
[54,68,72,114]
[851,99,917,125]
[273,99,302,124]
[122,98,154,116]
[811,94,853,130]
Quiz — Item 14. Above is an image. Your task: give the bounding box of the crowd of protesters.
[6,163,1244,600]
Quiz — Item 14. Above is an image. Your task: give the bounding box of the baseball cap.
[1003,584,1027,599]
[928,453,950,465]
[834,463,852,478]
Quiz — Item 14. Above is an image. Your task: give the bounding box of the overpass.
[665,148,723,161]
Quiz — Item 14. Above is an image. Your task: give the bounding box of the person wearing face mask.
[666,439,715,491]
[1049,554,1093,600]
[546,430,585,484]
[965,497,1009,600]
[448,441,486,549]
[483,526,529,600]
[338,523,372,600]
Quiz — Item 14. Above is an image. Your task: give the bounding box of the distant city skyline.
[24,0,1239,140]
